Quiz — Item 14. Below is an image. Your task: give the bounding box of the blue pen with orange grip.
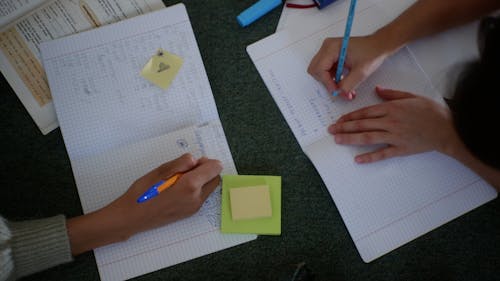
[137,172,184,203]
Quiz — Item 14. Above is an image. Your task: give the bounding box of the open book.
[0,0,165,134]
[247,4,497,262]
[0,0,55,32]
[40,3,256,281]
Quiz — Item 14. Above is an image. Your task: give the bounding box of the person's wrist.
[439,126,467,161]
[371,26,407,56]
[98,199,138,243]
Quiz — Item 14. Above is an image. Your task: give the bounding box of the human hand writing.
[307,35,391,100]
[67,153,222,255]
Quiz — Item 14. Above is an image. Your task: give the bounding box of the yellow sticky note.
[229,185,272,220]
[140,48,183,90]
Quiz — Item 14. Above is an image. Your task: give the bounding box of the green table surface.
[1,1,499,280]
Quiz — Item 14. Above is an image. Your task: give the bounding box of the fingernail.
[328,125,335,134]
[334,135,342,143]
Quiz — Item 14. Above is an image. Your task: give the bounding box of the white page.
[0,0,165,134]
[248,5,497,262]
[74,122,253,281]
[41,3,218,160]
[41,4,256,280]
[0,0,54,32]
[276,0,479,97]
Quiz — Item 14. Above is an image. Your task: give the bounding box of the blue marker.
[333,0,357,96]
[237,0,282,27]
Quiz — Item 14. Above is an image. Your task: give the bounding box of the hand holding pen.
[307,0,396,101]
[68,153,223,254]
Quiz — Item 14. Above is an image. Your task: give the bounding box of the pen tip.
[332,90,339,96]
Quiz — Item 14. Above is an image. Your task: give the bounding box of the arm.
[67,153,222,255]
[1,154,222,280]
[307,0,500,99]
[444,132,500,192]
[329,87,500,191]
[376,0,500,54]
[1,215,73,280]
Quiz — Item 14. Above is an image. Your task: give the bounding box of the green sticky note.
[221,175,281,235]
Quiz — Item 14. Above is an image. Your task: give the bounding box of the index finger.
[141,153,197,187]
[181,158,223,188]
[336,103,387,123]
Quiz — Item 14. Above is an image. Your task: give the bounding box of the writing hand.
[67,153,222,255]
[307,35,390,100]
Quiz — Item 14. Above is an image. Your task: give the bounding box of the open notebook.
[276,0,479,97]
[40,4,255,281]
[247,4,497,262]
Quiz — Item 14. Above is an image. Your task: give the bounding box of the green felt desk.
[1,1,499,280]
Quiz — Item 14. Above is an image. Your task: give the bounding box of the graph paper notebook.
[40,4,256,280]
[247,4,497,262]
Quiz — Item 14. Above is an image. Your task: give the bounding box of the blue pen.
[137,173,183,203]
[333,0,357,97]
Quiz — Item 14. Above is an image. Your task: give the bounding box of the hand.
[307,35,391,100]
[328,87,457,163]
[67,153,222,255]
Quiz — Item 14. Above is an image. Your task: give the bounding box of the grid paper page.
[41,3,219,160]
[247,5,498,262]
[74,122,255,281]
[40,4,256,280]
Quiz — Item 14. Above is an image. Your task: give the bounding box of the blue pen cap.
[237,0,282,27]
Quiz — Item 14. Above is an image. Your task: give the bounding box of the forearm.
[66,203,134,256]
[444,135,500,192]
[374,0,500,54]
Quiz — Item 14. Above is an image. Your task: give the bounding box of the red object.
[286,1,318,9]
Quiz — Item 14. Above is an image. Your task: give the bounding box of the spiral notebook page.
[40,4,255,280]
[247,5,497,262]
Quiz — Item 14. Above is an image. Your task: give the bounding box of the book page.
[248,5,497,262]
[0,0,54,32]
[0,0,165,134]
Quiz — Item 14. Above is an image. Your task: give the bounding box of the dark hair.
[449,16,500,168]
